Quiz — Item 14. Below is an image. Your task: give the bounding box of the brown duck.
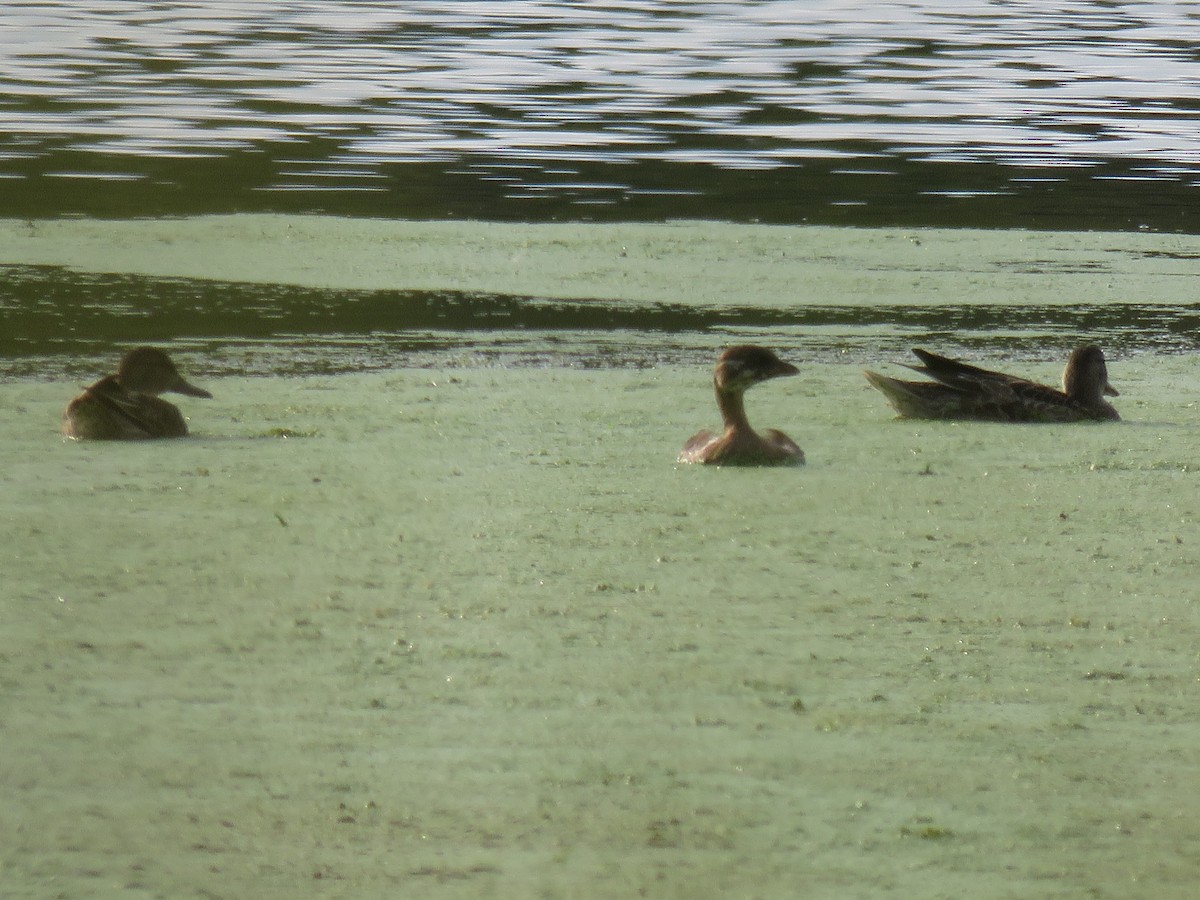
[64,347,213,440]
[864,345,1119,422]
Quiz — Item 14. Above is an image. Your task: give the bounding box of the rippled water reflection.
[3,1,1200,227]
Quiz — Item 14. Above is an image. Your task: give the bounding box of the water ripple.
[3,1,1200,225]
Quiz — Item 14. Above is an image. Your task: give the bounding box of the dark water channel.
[4,262,1199,378]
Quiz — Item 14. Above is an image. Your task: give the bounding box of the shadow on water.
[4,265,1197,377]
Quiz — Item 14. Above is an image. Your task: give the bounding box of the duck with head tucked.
[864,345,1119,422]
[64,347,213,440]
[679,345,805,466]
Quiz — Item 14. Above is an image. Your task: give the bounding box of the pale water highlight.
[2,1,1200,226]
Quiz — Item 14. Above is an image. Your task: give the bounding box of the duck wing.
[87,378,189,437]
[864,369,973,419]
[907,349,1032,391]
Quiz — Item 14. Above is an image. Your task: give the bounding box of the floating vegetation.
[900,822,954,840]
[262,427,318,438]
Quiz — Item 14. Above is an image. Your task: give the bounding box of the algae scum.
[3,220,1200,898]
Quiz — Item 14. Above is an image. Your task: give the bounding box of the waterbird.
[864,345,1119,422]
[64,347,213,440]
[679,345,805,465]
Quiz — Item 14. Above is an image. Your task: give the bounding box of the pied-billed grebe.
[64,347,213,440]
[679,345,805,466]
[864,345,1119,422]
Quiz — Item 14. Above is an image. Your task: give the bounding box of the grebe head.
[1062,345,1117,402]
[116,347,213,398]
[713,345,799,394]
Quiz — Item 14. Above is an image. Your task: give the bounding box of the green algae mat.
[2,218,1199,898]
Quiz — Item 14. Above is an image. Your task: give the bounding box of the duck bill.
[173,378,213,399]
[1103,381,1119,397]
[769,361,800,380]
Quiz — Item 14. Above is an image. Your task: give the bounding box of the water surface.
[5,9,1199,896]
[5,358,1199,897]
[4,217,1200,376]
[5,221,1199,899]
[3,1,1200,228]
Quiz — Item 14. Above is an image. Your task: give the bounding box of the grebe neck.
[715,383,752,433]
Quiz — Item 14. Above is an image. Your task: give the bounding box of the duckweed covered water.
[3,220,1200,897]
[5,215,1200,375]
[4,358,1200,898]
